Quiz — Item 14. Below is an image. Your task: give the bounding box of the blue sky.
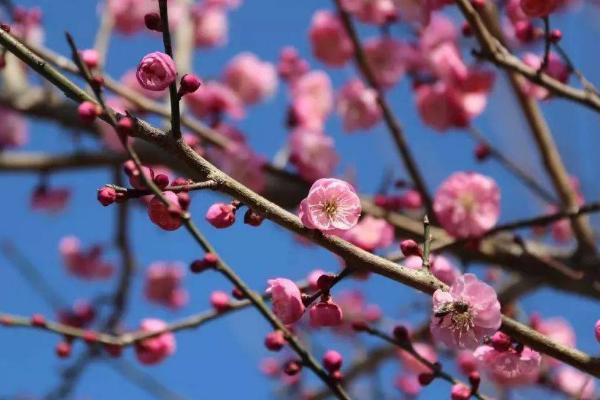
[2,0,600,398]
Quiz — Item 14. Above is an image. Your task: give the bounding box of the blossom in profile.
[298,178,362,234]
[134,319,176,365]
[223,52,277,105]
[192,4,228,48]
[336,78,382,132]
[430,273,501,349]
[309,10,353,67]
[474,344,541,385]
[144,262,188,309]
[434,172,500,238]
[364,37,408,89]
[267,278,305,325]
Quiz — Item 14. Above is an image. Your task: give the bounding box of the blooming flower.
[532,315,576,367]
[205,203,236,228]
[277,46,310,83]
[336,78,382,132]
[398,342,438,374]
[136,52,177,91]
[309,10,353,67]
[0,107,27,149]
[395,373,421,396]
[147,191,183,231]
[290,71,333,131]
[192,4,228,48]
[341,0,397,25]
[267,278,305,325]
[185,81,245,120]
[554,367,596,399]
[299,178,362,234]
[430,273,501,349]
[59,236,114,280]
[144,262,188,309]
[434,172,500,238]
[364,37,408,89]
[521,52,570,100]
[339,216,394,251]
[135,319,176,365]
[289,129,339,182]
[223,52,278,105]
[474,344,541,385]
[404,255,460,286]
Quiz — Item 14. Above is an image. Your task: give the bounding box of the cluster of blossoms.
[59,236,114,280]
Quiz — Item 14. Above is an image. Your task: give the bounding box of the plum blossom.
[106,0,152,35]
[290,71,333,131]
[135,319,176,365]
[554,367,596,399]
[403,255,460,286]
[289,129,339,182]
[398,342,438,374]
[521,52,570,99]
[144,262,188,309]
[277,47,310,83]
[147,191,183,231]
[136,52,177,91]
[185,81,244,120]
[339,216,394,251]
[223,53,278,105]
[30,186,70,213]
[474,344,541,385]
[532,315,576,366]
[299,178,362,234]
[310,299,343,327]
[192,4,228,48]
[434,172,501,238]
[336,78,382,132]
[267,278,305,325]
[0,107,28,149]
[520,0,560,17]
[364,37,408,89]
[59,236,114,280]
[341,0,396,25]
[430,273,501,349]
[309,10,353,67]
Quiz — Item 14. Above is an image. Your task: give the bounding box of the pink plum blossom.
[398,342,438,374]
[106,0,152,35]
[395,373,421,396]
[341,0,397,25]
[430,273,501,349]
[520,0,560,17]
[310,299,343,327]
[223,53,278,105]
[434,172,501,238]
[144,262,188,309]
[339,216,394,251]
[205,203,236,228]
[289,129,339,182]
[122,69,167,101]
[192,5,228,48]
[403,255,460,286]
[266,278,305,325]
[185,81,245,120]
[147,191,183,231]
[364,37,408,89]
[554,367,596,399]
[474,344,541,385]
[290,71,333,131]
[298,178,362,234]
[336,78,382,132]
[521,52,570,99]
[309,10,353,67]
[135,319,176,365]
[30,186,70,213]
[0,107,27,149]
[277,46,310,83]
[136,52,177,91]
[59,236,114,280]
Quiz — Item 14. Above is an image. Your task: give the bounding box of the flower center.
[459,192,476,212]
[449,301,474,335]
[322,200,338,218]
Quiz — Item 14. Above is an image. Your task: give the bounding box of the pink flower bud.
[78,101,100,123]
[136,52,177,91]
[243,209,264,226]
[310,299,343,327]
[153,174,170,189]
[264,330,286,351]
[210,290,231,312]
[490,331,512,352]
[135,319,176,365]
[205,202,236,228]
[56,341,72,358]
[400,240,421,257]
[128,165,154,189]
[147,191,182,231]
[266,278,305,325]
[97,186,117,206]
[81,49,99,69]
[116,117,135,136]
[178,74,203,97]
[323,350,343,372]
[451,383,471,400]
[595,320,600,343]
